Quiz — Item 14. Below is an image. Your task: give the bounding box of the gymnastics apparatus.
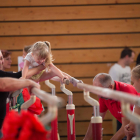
[4,77,140,140]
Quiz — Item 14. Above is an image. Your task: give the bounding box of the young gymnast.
[19,45,31,71]
[21,41,68,83]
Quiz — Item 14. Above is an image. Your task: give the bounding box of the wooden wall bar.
[60,136,112,140]
[8,63,136,78]
[10,48,140,64]
[1,19,140,35]
[0,0,140,6]
[58,121,113,136]
[0,34,140,50]
[1,5,140,21]
[1,1,140,139]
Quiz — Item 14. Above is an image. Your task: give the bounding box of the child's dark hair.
[120,47,134,59]
[24,45,32,53]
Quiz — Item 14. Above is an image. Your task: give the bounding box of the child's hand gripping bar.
[70,77,83,87]
[63,78,70,85]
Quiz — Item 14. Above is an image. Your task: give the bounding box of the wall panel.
[11,48,140,64]
[1,5,140,21]
[0,0,140,6]
[1,19,140,36]
[1,34,140,50]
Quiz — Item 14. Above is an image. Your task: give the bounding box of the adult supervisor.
[83,73,139,140]
[0,50,45,132]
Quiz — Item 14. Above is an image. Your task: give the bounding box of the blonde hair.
[31,41,53,66]
[131,65,140,80]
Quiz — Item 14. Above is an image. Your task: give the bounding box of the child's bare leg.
[50,76,62,82]
[39,71,57,82]
[62,72,71,79]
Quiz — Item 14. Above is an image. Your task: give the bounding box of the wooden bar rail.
[0,19,140,36]
[0,5,140,21]
[1,34,140,50]
[58,121,113,135]
[0,0,140,7]
[8,63,135,78]
[10,48,140,64]
[77,83,140,105]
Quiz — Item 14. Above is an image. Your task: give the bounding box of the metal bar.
[77,83,140,106]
